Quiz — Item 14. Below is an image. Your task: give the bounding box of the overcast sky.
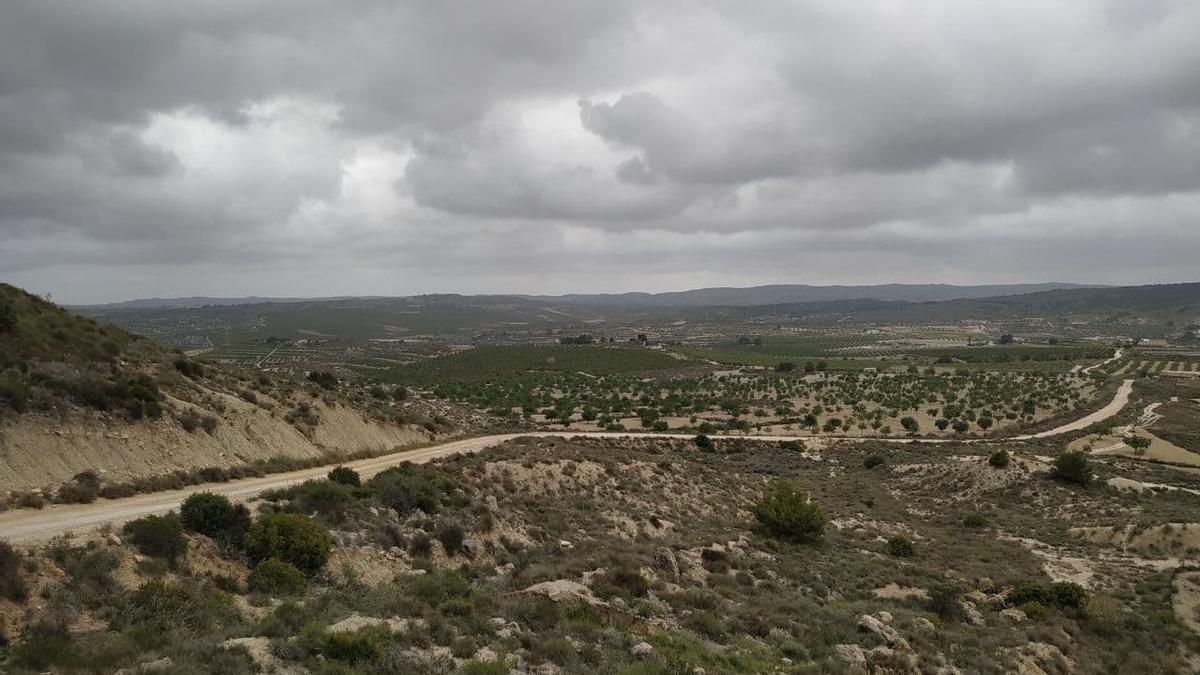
[2,1,1199,303]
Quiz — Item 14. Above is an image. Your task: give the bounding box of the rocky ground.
[3,434,1200,673]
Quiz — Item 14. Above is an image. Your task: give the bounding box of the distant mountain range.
[531,283,1096,307]
[69,296,353,310]
[71,281,1198,347]
[78,283,1095,310]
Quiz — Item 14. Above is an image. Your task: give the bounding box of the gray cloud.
[1,0,1198,303]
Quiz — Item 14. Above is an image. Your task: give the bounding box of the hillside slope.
[0,284,492,498]
[851,282,1200,323]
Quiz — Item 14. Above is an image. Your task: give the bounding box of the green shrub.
[0,376,31,413]
[1083,593,1125,635]
[928,583,964,621]
[179,410,202,432]
[246,513,332,575]
[180,492,250,544]
[989,449,1010,468]
[1019,600,1050,621]
[7,635,78,671]
[886,536,915,557]
[436,521,465,556]
[0,301,16,333]
[409,532,433,557]
[863,454,885,469]
[248,559,307,596]
[0,541,28,601]
[57,471,100,504]
[461,658,510,675]
[328,466,361,486]
[408,569,472,608]
[451,636,479,659]
[111,579,236,636]
[684,610,725,640]
[292,479,354,516]
[751,481,825,543]
[693,434,714,451]
[370,468,443,514]
[123,513,187,563]
[1050,451,1092,486]
[531,635,575,665]
[47,542,120,608]
[1010,580,1089,609]
[306,371,339,390]
[962,513,988,528]
[174,358,205,378]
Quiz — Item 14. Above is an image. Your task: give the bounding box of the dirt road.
[1082,348,1123,375]
[0,380,1135,544]
[1012,378,1134,439]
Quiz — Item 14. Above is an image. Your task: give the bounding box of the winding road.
[0,379,1134,544]
[1082,348,1123,375]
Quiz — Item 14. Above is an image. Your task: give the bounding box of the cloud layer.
[2,0,1198,302]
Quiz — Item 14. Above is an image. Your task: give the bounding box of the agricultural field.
[683,335,1114,374]
[672,348,902,371]
[387,345,692,388]
[388,345,1102,439]
[1104,355,1200,377]
[209,339,451,381]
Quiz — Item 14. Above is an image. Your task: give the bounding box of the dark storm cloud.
[0,0,1198,302]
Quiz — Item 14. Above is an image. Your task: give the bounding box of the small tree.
[751,481,826,543]
[693,434,714,451]
[1050,450,1093,486]
[123,513,187,564]
[899,416,919,433]
[1124,435,1151,455]
[328,466,361,486]
[246,513,333,575]
[989,449,1010,468]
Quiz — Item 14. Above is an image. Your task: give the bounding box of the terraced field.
[1103,356,1200,377]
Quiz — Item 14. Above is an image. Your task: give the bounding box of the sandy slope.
[0,398,426,493]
